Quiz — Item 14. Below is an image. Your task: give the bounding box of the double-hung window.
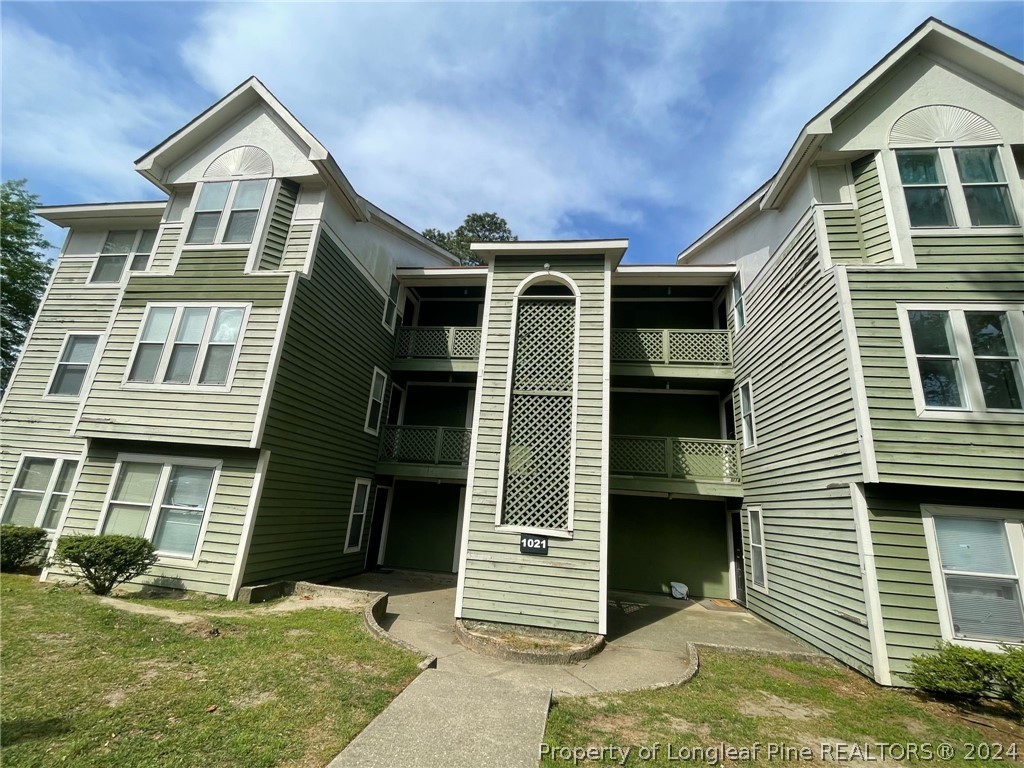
[904,306,1024,414]
[739,381,756,448]
[127,304,248,387]
[364,368,387,435]
[91,229,157,283]
[344,479,372,553]
[47,334,100,397]
[382,276,401,332]
[1,456,78,531]
[186,179,271,246]
[100,458,219,560]
[747,506,767,592]
[732,278,746,330]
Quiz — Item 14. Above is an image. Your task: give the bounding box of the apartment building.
[1,18,1020,685]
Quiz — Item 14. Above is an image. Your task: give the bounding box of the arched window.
[186,145,276,246]
[500,272,579,532]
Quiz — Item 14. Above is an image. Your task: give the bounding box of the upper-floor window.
[186,179,271,246]
[91,229,157,283]
[903,306,1024,415]
[732,278,746,330]
[127,304,248,388]
[1,456,78,531]
[739,380,756,448]
[364,368,387,436]
[382,276,401,332]
[47,334,100,397]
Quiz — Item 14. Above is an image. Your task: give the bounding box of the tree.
[1,180,52,391]
[423,212,517,265]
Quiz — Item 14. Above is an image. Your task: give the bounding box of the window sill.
[180,243,253,251]
[748,581,769,595]
[909,225,1022,237]
[120,382,234,395]
[495,525,573,540]
[945,636,1024,652]
[916,408,1024,424]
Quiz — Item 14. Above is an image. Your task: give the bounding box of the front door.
[731,511,746,605]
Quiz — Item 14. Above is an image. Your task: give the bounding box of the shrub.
[52,535,158,595]
[0,525,49,571]
[995,645,1024,717]
[908,642,1001,701]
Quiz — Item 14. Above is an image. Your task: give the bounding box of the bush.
[52,535,158,595]
[0,525,48,571]
[995,645,1024,717]
[908,642,1001,701]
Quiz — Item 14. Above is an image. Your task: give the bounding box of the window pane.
[141,308,175,343]
[92,255,127,283]
[128,344,163,382]
[918,359,965,408]
[164,345,199,383]
[967,312,1012,357]
[935,516,1014,574]
[3,491,43,526]
[946,575,1024,642]
[54,461,78,493]
[897,149,945,184]
[130,254,150,271]
[62,336,98,364]
[909,310,955,355]
[389,276,400,303]
[751,546,765,587]
[749,511,762,543]
[367,401,382,431]
[41,493,67,530]
[954,147,1005,184]
[176,308,210,343]
[137,229,158,254]
[187,212,221,244]
[101,230,136,254]
[223,210,259,243]
[210,308,244,343]
[372,372,386,400]
[963,185,1018,227]
[102,503,149,537]
[50,365,87,396]
[903,187,954,227]
[740,384,751,415]
[15,458,56,491]
[199,346,233,385]
[346,512,364,550]
[154,508,203,557]
[163,466,214,509]
[196,181,230,211]
[977,360,1024,410]
[233,179,268,209]
[112,462,161,504]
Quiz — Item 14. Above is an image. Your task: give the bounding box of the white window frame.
[0,453,81,532]
[381,275,401,333]
[87,228,159,286]
[44,332,102,399]
[181,178,277,252]
[94,453,222,567]
[747,505,768,594]
[890,144,1022,234]
[732,277,746,331]
[897,303,1024,422]
[122,302,251,392]
[364,367,388,436]
[343,478,372,554]
[738,380,757,450]
[921,504,1024,651]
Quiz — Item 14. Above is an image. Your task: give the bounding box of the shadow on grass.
[1,717,71,746]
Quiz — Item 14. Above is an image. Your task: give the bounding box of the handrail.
[395,327,482,360]
[610,435,741,483]
[379,425,471,466]
[611,328,732,366]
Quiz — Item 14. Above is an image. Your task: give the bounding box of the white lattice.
[395,327,481,360]
[668,331,731,364]
[440,428,471,464]
[611,329,732,366]
[610,436,741,483]
[451,328,481,358]
[379,425,471,466]
[610,438,665,475]
[512,300,575,391]
[610,330,662,362]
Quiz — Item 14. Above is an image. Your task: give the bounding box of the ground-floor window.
[1,455,79,531]
[923,505,1024,647]
[99,455,220,561]
[344,479,372,553]
[747,505,767,592]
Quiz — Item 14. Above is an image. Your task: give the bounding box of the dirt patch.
[286,629,314,637]
[232,691,277,709]
[588,712,650,743]
[30,632,72,644]
[183,619,234,639]
[661,716,712,740]
[104,688,130,707]
[738,692,830,721]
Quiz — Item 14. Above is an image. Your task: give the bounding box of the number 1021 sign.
[520,535,548,555]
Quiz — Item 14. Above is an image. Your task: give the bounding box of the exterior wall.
[732,218,874,675]
[241,230,395,584]
[846,234,1024,492]
[825,154,895,266]
[382,480,462,572]
[259,179,299,270]
[457,255,608,634]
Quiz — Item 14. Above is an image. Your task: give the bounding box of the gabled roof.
[678,17,1024,263]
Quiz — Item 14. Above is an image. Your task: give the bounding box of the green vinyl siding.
[846,234,1024,492]
[402,385,470,427]
[609,495,729,598]
[732,220,873,675]
[242,230,395,584]
[281,221,316,271]
[610,392,720,439]
[260,180,299,271]
[150,224,182,272]
[824,154,894,265]
[459,255,607,633]
[382,480,461,572]
[824,209,863,263]
[52,440,259,595]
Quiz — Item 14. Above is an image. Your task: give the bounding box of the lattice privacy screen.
[502,298,576,530]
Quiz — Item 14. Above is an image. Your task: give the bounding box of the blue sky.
[3,2,1021,264]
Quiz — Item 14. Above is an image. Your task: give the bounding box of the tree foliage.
[423,212,517,265]
[1,179,52,391]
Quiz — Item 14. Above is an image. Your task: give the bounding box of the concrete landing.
[327,669,550,768]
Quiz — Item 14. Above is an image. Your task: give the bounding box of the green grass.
[543,650,1023,766]
[1,574,420,768]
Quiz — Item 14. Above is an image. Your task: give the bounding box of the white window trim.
[43,331,103,400]
[738,379,757,450]
[363,367,388,436]
[889,143,1023,235]
[180,178,278,259]
[747,505,768,594]
[381,275,401,334]
[896,302,1024,422]
[86,229,158,287]
[343,478,372,554]
[374,485,393,566]
[94,453,222,568]
[121,302,252,392]
[0,453,81,532]
[921,504,1024,651]
[731,277,746,331]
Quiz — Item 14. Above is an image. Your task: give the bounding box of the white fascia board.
[613,265,737,285]
[396,267,489,287]
[470,239,629,265]
[34,202,167,228]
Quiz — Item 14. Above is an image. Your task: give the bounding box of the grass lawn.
[544,650,1023,767]
[1,573,420,768]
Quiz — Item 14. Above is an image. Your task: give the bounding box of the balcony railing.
[611,329,732,367]
[610,436,741,484]
[395,326,481,360]
[379,425,471,466]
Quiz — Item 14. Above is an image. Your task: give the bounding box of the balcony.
[377,425,471,481]
[610,435,743,497]
[392,326,481,373]
[610,329,733,379]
